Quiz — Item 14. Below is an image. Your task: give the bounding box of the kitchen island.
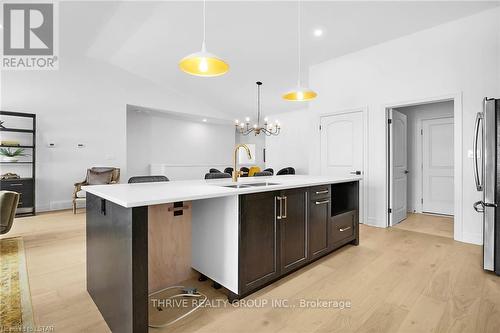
[83,175,361,333]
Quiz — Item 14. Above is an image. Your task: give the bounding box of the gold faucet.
[232,144,252,182]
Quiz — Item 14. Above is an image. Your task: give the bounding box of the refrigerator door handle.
[473,200,484,213]
[473,112,484,191]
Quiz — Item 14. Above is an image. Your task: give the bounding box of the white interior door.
[390,109,408,226]
[320,111,364,221]
[422,117,454,215]
[320,112,363,177]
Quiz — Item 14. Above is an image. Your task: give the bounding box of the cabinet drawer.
[330,210,356,245]
[309,185,331,200]
[18,190,34,208]
[0,179,34,207]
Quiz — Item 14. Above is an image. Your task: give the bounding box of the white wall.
[127,110,235,181]
[0,3,230,211]
[264,109,310,175]
[269,8,500,244]
[395,101,454,213]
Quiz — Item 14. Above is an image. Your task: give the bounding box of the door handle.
[276,196,282,219]
[350,171,362,175]
[473,111,484,191]
[282,196,287,219]
[339,226,351,232]
[473,200,484,213]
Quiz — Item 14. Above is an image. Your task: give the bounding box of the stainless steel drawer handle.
[282,196,287,219]
[315,200,329,205]
[339,226,351,232]
[315,190,328,195]
[276,196,283,220]
[9,183,23,186]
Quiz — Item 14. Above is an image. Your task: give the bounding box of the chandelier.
[235,81,281,136]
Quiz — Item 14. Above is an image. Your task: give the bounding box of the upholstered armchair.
[72,167,120,214]
[0,190,20,234]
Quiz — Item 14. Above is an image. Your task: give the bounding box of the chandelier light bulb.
[235,119,239,124]
[245,117,250,122]
[240,123,245,128]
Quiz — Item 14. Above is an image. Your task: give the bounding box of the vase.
[1,156,19,162]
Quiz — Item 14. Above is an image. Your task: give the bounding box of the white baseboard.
[36,200,85,212]
[461,232,482,245]
[366,217,386,228]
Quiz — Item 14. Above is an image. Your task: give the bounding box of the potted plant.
[0,148,29,162]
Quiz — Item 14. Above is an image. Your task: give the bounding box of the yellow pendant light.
[282,0,317,101]
[179,0,229,77]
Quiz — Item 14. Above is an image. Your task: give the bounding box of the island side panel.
[148,202,196,293]
[86,193,148,333]
[191,196,239,294]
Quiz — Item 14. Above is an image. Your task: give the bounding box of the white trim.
[384,92,463,242]
[317,106,369,225]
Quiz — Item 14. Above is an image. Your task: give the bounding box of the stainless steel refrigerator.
[473,97,500,275]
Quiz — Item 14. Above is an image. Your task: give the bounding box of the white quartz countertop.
[83,175,362,208]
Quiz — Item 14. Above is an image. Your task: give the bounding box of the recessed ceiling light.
[313,28,323,37]
[202,118,207,122]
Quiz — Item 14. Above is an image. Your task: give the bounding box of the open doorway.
[387,100,454,238]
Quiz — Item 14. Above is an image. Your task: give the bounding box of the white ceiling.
[63,1,499,118]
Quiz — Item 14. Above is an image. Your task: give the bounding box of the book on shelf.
[0,140,21,146]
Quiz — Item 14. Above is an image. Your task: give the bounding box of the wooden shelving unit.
[0,111,36,216]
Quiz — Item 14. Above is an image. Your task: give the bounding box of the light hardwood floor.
[394,213,454,239]
[1,210,500,333]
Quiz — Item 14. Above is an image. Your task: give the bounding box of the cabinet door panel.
[309,198,330,259]
[280,188,307,273]
[239,191,279,293]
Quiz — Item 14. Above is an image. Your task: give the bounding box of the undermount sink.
[222,182,280,189]
[223,184,252,188]
[245,182,280,187]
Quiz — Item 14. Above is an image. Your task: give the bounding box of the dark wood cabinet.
[238,181,359,299]
[279,188,307,274]
[330,181,359,248]
[239,191,280,294]
[308,196,330,260]
[0,178,34,208]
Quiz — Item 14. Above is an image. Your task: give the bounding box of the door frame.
[318,107,368,225]
[384,93,462,242]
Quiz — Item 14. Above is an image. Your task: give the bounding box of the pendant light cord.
[297,0,301,87]
[202,0,207,48]
[257,82,261,125]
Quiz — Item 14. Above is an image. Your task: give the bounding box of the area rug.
[0,237,34,332]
